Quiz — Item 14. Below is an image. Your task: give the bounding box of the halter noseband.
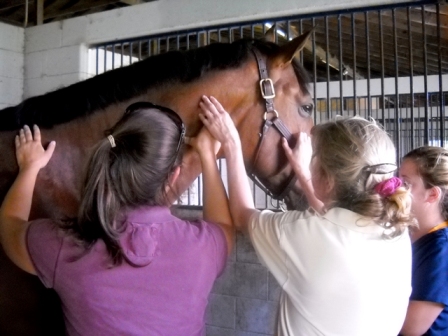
[248,47,298,203]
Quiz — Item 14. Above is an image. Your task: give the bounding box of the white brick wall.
[0,22,24,108]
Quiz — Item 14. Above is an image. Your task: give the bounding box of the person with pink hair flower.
[198,95,416,336]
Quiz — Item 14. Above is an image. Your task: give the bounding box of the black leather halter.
[248,47,298,202]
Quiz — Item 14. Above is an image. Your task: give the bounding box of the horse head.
[225,29,314,210]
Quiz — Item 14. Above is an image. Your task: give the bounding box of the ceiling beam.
[0,1,34,11]
[43,0,134,20]
[118,0,144,5]
[36,0,43,25]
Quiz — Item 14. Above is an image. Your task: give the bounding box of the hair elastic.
[374,177,402,198]
[107,134,116,148]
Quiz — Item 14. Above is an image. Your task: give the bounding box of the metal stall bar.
[408,6,415,150]
[365,10,372,118]
[422,5,430,145]
[437,3,445,147]
[338,14,344,114]
[392,9,401,159]
[90,0,446,209]
[351,13,357,116]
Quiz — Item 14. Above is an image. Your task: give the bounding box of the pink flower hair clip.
[374,177,402,198]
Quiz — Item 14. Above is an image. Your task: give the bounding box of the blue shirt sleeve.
[411,229,448,306]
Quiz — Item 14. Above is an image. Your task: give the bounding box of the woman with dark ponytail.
[0,102,233,335]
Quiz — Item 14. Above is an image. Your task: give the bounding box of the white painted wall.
[0,22,24,109]
[19,0,411,100]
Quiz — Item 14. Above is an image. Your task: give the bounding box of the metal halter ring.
[263,109,279,120]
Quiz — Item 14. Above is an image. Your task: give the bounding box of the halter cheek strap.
[249,47,298,202]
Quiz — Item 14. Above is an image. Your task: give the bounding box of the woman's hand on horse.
[198,96,240,151]
[15,125,56,172]
[282,132,312,181]
[185,127,220,158]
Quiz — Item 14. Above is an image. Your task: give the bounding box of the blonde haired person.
[199,95,415,336]
[399,146,448,336]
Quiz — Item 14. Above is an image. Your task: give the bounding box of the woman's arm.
[282,133,325,214]
[400,300,444,336]
[198,96,259,233]
[0,125,55,274]
[186,127,234,254]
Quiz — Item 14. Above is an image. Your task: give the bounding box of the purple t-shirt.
[26,206,227,336]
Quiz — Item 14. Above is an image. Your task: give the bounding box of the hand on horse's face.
[282,132,312,181]
[15,125,56,172]
[198,96,240,150]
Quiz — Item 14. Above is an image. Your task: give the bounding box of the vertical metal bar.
[407,6,415,150]
[129,42,133,64]
[120,43,124,67]
[392,9,400,159]
[138,41,142,60]
[95,46,99,75]
[365,11,371,118]
[351,13,357,116]
[379,11,386,126]
[338,15,344,114]
[312,17,317,125]
[103,45,107,73]
[422,5,429,145]
[325,16,330,119]
[436,3,445,147]
[110,44,115,70]
[176,35,180,51]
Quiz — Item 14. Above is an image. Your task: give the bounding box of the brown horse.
[0,30,314,334]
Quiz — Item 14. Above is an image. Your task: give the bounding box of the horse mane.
[0,39,310,131]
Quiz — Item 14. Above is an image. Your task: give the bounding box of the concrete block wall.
[0,22,24,109]
[173,207,281,335]
[24,21,89,98]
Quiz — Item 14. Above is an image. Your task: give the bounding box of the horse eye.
[301,104,314,116]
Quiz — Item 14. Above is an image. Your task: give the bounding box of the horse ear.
[274,30,313,66]
[264,24,276,43]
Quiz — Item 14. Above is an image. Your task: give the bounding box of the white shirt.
[249,207,412,336]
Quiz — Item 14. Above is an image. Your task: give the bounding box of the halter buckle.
[263,110,279,120]
[259,78,276,99]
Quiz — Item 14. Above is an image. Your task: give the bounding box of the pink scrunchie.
[374,177,402,197]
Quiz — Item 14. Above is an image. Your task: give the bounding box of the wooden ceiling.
[0,0,156,27]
